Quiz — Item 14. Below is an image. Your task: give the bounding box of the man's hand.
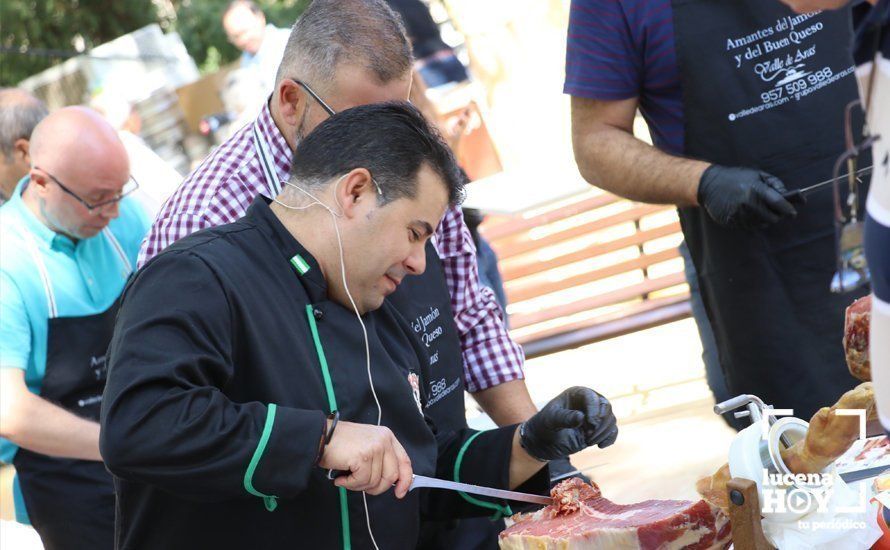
[519,387,618,462]
[318,421,414,498]
[697,165,797,229]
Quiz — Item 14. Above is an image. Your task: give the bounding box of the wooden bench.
[479,190,692,359]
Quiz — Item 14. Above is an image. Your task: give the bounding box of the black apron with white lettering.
[672,0,870,419]
[389,244,503,550]
[11,226,130,550]
[388,242,467,434]
[13,304,119,550]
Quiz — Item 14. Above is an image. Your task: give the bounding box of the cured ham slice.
[844,295,872,381]
[499,478,731,549]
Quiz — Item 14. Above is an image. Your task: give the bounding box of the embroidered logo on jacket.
[407,372,423,414]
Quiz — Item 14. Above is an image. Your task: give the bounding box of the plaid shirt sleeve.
[435,206,525,393]
[137,212,209,268]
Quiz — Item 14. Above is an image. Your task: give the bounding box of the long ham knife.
[408,475,552,505]
[782,165,873,205]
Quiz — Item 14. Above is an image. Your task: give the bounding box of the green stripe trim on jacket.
[305,305,350,549]
[243,403,279,512]
[453,430,513,520]
[305,305,338,412]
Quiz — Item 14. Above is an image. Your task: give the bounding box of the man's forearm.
[508,426,547,489]
[571,97,709,206]
[472,379,538,426]
[0,391,101,461]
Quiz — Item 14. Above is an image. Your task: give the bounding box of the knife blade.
[409,475,552,506]
[782,165,873,205]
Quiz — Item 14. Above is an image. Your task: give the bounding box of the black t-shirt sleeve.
[100,250,325,504]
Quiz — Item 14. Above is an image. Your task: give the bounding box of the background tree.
[0,0,309,86]
[0,0,161,85]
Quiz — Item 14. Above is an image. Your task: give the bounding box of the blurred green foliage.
[0,0,310,86]
[0,0,160,85]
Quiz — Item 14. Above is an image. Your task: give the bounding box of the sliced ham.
[844,295,872,381]
[499,478,731,550]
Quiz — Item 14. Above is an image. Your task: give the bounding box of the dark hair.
[275,0,412,90]
[288,101,464,206]
[0,88,48,160]
[222,0,262,21]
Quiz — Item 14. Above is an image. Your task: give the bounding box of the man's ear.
[28,168,50,197]
[275,79,307,128]
[14,139,30,165]
[338,168,377,219]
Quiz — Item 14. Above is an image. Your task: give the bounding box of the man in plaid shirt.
[139,0,536,430]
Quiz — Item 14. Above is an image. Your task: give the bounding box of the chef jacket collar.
[242,196,328,302]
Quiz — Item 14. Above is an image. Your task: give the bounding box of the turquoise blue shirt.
[0,177,149,521]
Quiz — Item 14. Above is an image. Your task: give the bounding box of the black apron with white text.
[388,243,505,550]
[11,227,130,550]
[672,0,870,420]
[387,242,467,434]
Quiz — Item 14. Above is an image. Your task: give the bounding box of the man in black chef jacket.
[100,102,619,550]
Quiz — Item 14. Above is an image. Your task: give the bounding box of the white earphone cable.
[274,178,382,550]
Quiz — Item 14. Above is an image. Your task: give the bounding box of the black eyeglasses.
[34,166,140,213]
[292,79,337,116]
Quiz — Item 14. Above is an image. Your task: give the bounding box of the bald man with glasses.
[0,106,150,550]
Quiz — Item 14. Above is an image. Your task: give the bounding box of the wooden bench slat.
[492,203,670,260]
[480,192,619,241]
[513,293,690,345]
[500,221,681,281]
[509,272,687,330]
[517,298,692,359]
[506,247,681,304]
[476,191,690,353]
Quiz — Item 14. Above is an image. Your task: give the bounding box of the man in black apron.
[0,107,150,549]
[567,0,867,422]
[672,0,869,419]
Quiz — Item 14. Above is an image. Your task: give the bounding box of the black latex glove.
[548,457,591,487]
[697,165,797,229]
[519,387,618,462]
